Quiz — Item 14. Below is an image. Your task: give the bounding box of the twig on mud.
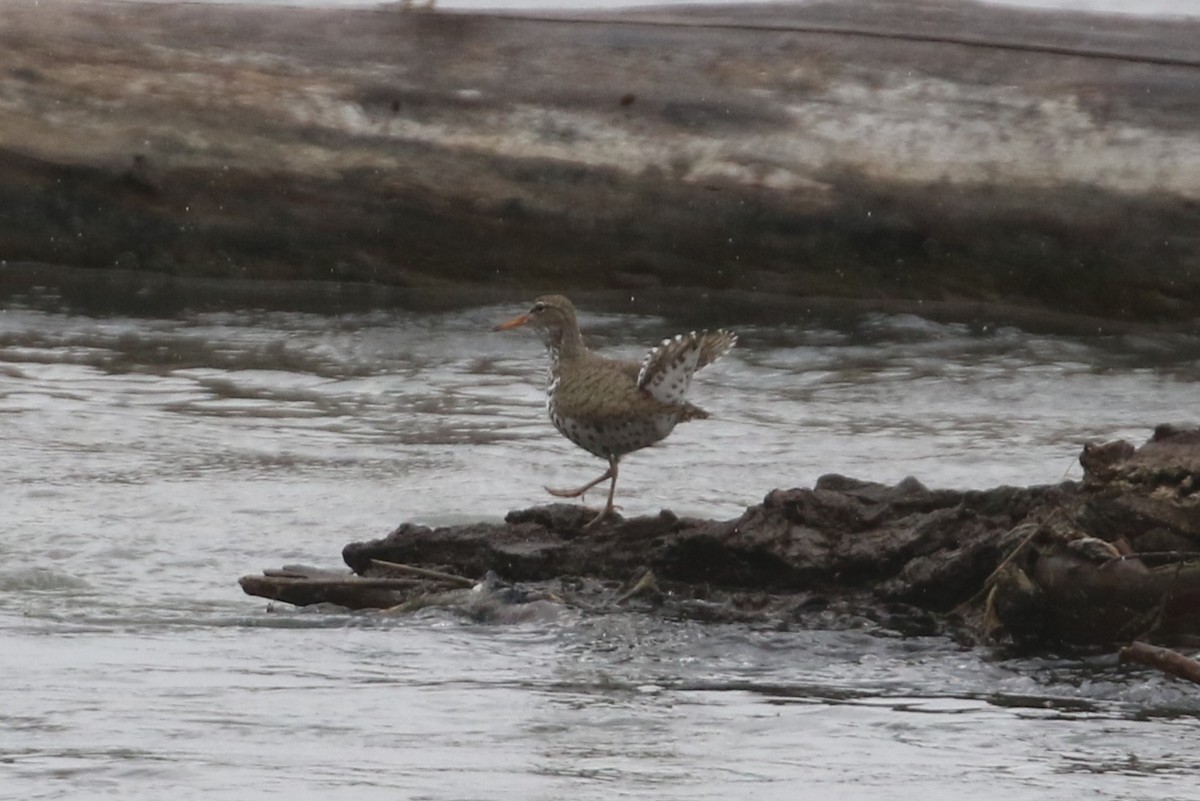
[614,569,663,606]
[369,559,476,588]
[1119,641,1200,686]
[953,520,1043,617]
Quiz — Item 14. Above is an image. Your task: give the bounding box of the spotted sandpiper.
[495,295,736,528]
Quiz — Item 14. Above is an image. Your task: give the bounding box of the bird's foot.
[581,503,620,530]
[544,469,613,500]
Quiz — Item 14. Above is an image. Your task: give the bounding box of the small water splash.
[0,567,91,593]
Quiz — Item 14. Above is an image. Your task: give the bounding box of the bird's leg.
[545,466,613,499]
[583,457,620,530]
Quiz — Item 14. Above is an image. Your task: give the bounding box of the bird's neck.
[545,326,585,372]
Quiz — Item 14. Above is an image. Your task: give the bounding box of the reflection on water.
[2,284,1199,800]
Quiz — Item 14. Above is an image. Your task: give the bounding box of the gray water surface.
[3,287,1200,800]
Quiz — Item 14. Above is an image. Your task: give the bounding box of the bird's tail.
[637,329,737,405]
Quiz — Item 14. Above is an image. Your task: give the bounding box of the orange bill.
[493,313,530,332]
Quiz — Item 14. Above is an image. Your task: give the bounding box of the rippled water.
[3,278,1200,800]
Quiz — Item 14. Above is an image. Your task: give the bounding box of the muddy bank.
[3,1,1200,323]
[242,425,1200,646]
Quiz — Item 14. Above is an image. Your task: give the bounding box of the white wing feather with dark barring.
[637,329,737,405]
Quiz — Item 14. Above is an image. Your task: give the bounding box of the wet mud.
[242,426,1200,648]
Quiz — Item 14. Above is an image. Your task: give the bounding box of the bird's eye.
[531,302,546,313]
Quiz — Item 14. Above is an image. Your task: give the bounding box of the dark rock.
[1076,427,1200,549]
[978,428,1200,645]
[244,426,1200,647]
[504,503,601,538]
[343,477,1080,620]
[341,520,569,582]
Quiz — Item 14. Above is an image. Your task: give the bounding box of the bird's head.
[494,295,580,350]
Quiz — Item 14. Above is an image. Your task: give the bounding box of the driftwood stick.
[614,569,662,606]
[255,575,428,590]
[1119,641,1200,685]
[239,574,426,610]
[369,559,476,588]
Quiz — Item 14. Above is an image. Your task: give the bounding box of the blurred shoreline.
[2,0,1198,325]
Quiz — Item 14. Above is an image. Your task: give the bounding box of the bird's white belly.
[549,411,677,459]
